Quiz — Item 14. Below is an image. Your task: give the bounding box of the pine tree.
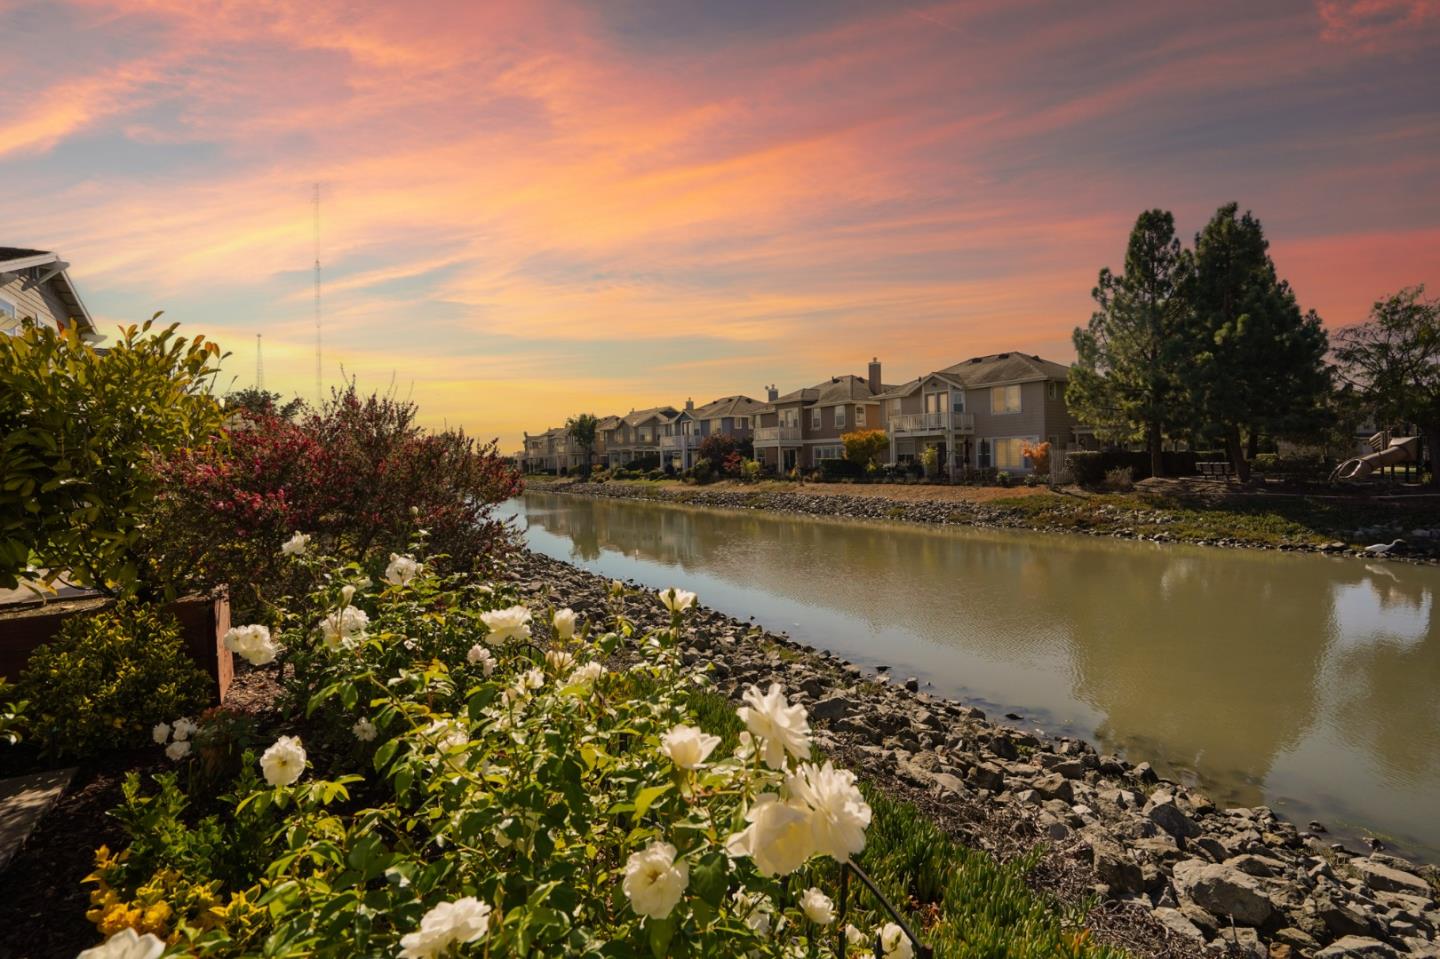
[1182,204,1330,480]
[1067,209,1192,477]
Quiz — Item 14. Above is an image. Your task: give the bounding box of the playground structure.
[1330,432,1422,483]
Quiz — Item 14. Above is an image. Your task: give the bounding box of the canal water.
[504,491,1440,861]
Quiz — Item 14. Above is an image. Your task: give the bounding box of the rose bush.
[78,544,900,958]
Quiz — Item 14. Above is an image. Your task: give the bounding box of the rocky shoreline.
[524,479,1420,560]
[510,548,1440,959]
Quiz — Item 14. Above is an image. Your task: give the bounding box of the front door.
[783,449,798,471]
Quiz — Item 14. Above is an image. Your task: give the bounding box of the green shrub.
[17,603,212,758]
[740,458,762,483]
[0,678,27,746]
[1104,466,1135,491]
[996,470,1012,487]
[819,458,864,481]
[690,457,715,484]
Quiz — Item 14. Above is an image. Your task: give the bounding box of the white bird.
[1364,539,1405,556]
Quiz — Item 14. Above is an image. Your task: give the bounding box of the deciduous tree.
[566,413,599,478]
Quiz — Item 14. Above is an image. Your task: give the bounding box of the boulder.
[1350,858,1432,897]
[1150,906,1205,942]
[1147,799,1203,840]
[1091,838,1145,895]
[1173,859,1276,926]
[1313,936,1397,958]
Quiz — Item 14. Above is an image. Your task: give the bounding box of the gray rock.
[1351,858,1432,897]
[1151,906,1205,942]
[1313,936,1397,958]
[1091,838,1144,894]
[968,762,1005,791]
[1033,773,1075,803]
[1173,859,1276,926]
[1148,799,1203,840]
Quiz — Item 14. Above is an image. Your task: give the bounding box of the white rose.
[736,683,811,769]
[466,644,496,676]
[732,888,774,936]
[426,719,469,752]
[565,661,605,689]
[341,584,356,605]
[171,717,197,741]
[151,722,171,745]
[398,897,492,959]
[622,841,689,919]
[352,717,377,742]
[552,607,577,639]
[384,552,422,587]
[260,735,307,786]
[724,793,815,877]
[787,760,872,862]
[659,724,721,770]
[164,740,191,761]
[480,605,532,645]
[280,531,310,557]
[800,887,835,925]
[658,587,697,613]
[845,924,867,948]
[319,605,369,648]
[880,922,913,959]
[77,928,166,959]
[223,624,278,666]
[544,649,575,674]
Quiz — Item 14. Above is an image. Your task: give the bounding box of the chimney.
[868,357,882,395]
[685,397,694,412]
[766,384,778,402]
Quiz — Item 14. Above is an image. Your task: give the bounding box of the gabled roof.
[622,405,679,427]
[595,415,623,430]
[938,352,1069,387]
[0,247,96,337]
[772,374,894,408]
[692,394,768,418]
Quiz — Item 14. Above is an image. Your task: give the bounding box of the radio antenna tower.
[313,182,322,404]
[255,333,264,391]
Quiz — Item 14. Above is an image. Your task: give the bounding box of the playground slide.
[1329,436,1421,483]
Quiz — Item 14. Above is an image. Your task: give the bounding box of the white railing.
[659,434,701,451]
[754,426,803,444]
[887,412,974,434]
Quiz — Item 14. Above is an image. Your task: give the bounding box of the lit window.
[991,385,1022,414]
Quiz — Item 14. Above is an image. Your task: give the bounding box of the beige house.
[880,352,1076,475]
[0,247,97,338]
[752,359,891,472]
[604,406,679,469]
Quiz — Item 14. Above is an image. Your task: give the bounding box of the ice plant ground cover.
[79,541,1128,958]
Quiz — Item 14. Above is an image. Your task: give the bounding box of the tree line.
[1069,203,1439,482]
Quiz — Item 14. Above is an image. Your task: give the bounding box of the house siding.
[0,274,68,329]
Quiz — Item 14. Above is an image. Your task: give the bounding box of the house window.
[952,392,965,413]
[991,385,1022,415]
[992,437,1032,470]
[978,439,991,469]
[811,408,821,429]
[0,298,14,334]
[722,417,732,431]
[888,398,901,416]
[1048,382,1059,400]
[925,391,947,414]
[815,445,844,461]
[856,406,866,427]
[835,406,846,429]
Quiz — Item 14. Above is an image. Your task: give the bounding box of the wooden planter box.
[0,595,234,703]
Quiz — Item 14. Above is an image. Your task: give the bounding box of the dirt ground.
[643,478,1059,503]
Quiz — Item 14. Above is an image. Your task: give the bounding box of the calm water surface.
[505,491,1440,861]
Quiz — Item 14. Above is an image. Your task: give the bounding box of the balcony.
[660,434,701,451]
[887,412,974,435]
[754,426,803,445]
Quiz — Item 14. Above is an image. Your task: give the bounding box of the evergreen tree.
[1182,204,1330,481]
[1067,209,1192,477]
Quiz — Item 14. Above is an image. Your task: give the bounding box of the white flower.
[165,740,191,761]
[658,587,697,613]
[552,607,577,639]
[659,724,721,770]
[544,649,575,674]
[341,584,356,605]
[565,661,605,689]
[319,605,369,648]
[622,841,689,919]
[223,624,278,666]
[260,735,306,786]
[846,924,867,949]
[737,683,811,769]
[384,552,422,587]
[480,605,532,644]
[725,793,815,877]
[171,717,197,741]
[732,888,774,936]
[398,897,492,959]
[787,760,872,862]
[352,717,377,742]
[466,644,496,676]
[425,719,469,752]
[151,722,171,745]
[77,928,166,959]
[280,531,310,557]
[735,730,755,760]
[880,922,913,959]
[800,887,835,925]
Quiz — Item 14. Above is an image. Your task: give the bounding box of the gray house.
[0,248,96,339]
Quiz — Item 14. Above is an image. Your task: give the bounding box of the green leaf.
[647,916,675,959]
[632,783,671,821]
[690,853,728,908]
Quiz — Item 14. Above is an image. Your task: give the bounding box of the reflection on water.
[506,492,1440,861]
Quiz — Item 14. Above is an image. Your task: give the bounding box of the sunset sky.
[4,0,1439,450]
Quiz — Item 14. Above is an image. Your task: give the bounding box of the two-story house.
[881,352,1075,475]
[690,395,766,444]
[752,359,891,472]
[606,406,679,469]
[1,247,97,338]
